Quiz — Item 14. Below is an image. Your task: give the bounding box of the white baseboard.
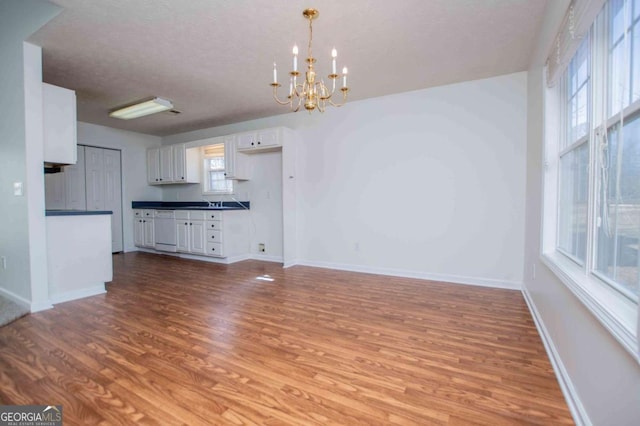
[50,285,106,305]
[295,260,522,290]
[283,259,299,268]
[0,287,33,311]
[30,300,54,313]
[249,254,284,264]
[522,286,590,426]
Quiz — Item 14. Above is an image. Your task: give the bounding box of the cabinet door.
[147,148,160,184]
[237,132,257,150]
[159,146,174,182]
[176,220,190,252]
[134,218,145,247]
[65,145,86,210]
[143,219,155,247]
[189,220,207,254]
[45,172,66,209]
[173,144,186,182]
[257,128,280,148]
[224,136,236,178]
[104,149,123,252]
[85,146,105,210]
[43,83,77,164]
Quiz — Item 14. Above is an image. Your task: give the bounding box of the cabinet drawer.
[188,210,207,220]
[206,230,222,242]
[206,242,223,257]
[206,211,223,221]
[175,210,189,220]
[206,221,222,230]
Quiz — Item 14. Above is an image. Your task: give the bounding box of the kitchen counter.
[46,209,113,216]
[131,201,250,210]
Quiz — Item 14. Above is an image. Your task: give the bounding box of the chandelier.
[270,8,349,113]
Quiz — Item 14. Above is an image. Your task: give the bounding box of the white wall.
[77,122,162,252]
[164,72,527,287]
[0,1,60,310]
[523,1,640,424]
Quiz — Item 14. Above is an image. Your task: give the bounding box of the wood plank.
[0,252,574,424]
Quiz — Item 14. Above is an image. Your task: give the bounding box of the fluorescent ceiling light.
[109,97,173,120]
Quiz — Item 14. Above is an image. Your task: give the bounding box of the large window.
[202,143,233,195]
[545,0,640,359]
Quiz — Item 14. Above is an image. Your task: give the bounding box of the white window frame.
[542,0,640,362]
[202,144,233,195]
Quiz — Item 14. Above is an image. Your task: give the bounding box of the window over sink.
[202,143,233,195]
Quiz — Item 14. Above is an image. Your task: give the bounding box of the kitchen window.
[202,143,233,195]
[543,0,640,361]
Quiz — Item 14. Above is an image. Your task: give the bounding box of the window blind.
[546,0,607,87]
[203,144,224,157]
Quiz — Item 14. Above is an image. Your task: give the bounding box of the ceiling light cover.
[109,97,173,120]
[271,8,349,113]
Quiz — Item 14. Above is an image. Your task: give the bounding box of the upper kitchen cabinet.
[237,128,282,153]
[223,135,250,180]
[43,83,77,165]
[147,144,200,185]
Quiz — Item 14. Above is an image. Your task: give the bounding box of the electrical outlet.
[258,243,265,253]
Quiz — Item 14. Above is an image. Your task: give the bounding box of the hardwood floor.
[0,252,573,425]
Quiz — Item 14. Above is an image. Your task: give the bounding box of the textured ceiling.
[29,0,548,136]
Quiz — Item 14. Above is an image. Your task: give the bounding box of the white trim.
[296,260,522,290]
[283,259,300,269]
[522,286,592,426]
[249,254,284,264]
[30,300,54,313]
[542,252,639,362]
[0,287,34,311]
[50,285,106,305]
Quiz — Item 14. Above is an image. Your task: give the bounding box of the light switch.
[13,182,23,196]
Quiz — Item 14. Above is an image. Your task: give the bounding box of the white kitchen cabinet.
[159,146,173,183]
[176,211,206,254]
[43,82,77,165]
[65,145,86,210]
[147,144,200,185]
[133,209,155,248]
[223,135,250,180]
[85,147,105,210]
[237,128,282,153]
[147,148,161,184]
[44,172,66,210]
[173,144,201,183]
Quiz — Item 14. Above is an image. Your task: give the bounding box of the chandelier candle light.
[271,8,349,113]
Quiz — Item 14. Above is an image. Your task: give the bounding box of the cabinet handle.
[190,222,192,225]
[251,142,254,146]
[257,141,261,145]
[211,247,215,251]
[159,178,163,181]
[181,176,184,179]
[184,222,188,225]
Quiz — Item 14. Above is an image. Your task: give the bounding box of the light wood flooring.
[0,252,573,425]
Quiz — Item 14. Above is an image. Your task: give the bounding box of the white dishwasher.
[154,210,177,252]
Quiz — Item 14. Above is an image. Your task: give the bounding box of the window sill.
[541,251,638,363]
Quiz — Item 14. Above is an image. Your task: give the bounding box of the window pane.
[208,171,232,193]
[567,35,590,146]
[559,143,590,263]
[609,0,640,115]
[595,113,640,300]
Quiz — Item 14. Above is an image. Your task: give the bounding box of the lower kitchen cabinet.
[133,210,155,248]
[136,208,249,261]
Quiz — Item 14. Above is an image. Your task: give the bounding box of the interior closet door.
[85,146,105,211]
[103,149,123,252]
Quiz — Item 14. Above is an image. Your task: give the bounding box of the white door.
[85,146,105,210]
[65,145,86,210]
[159,146,173,182]
[173,144,186,182]
[147,148,160,184]
[134,218,144,246]
[143,219,155,247]
[176,220,189,252]
[103,149,123,252]
[189,220,206,254]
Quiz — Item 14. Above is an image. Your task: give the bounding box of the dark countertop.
[46,210,113,216]
[131,201,250,211]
